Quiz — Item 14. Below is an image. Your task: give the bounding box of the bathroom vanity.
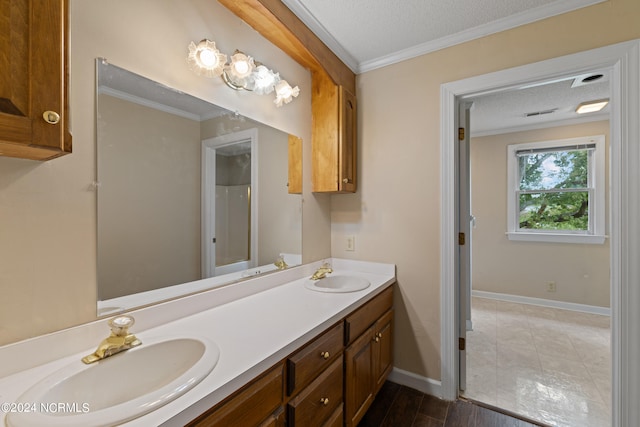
[0,259,395,426]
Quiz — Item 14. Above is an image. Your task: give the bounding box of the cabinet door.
[0,0,71,160]
[344,327,374,427]
[288,134,302,194]
[373,309,394,394]
[338,86,356,192]
[189,364,283,427]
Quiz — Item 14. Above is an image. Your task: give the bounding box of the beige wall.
[0,0,314,346]
[471,121,610,307]
[97,94,202,300]
[333,0,640,381]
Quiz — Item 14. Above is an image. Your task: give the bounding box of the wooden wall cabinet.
[288,134,303,194]
[311,71,357,193]
[0,0,72,161]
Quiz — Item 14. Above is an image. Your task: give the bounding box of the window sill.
[506,232,607,244]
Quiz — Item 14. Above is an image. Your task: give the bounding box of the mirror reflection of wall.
[96,60,302,310]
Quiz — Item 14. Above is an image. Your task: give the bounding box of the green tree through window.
[517,148,591,231]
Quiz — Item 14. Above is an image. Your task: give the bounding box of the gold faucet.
[274,256,288,270]
[82,315,142,364]
[311,262,333,280]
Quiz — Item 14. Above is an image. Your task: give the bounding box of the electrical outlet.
[345,235,355,251]
[546,281,557,292]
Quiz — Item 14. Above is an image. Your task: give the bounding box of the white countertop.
[0,259,395,427]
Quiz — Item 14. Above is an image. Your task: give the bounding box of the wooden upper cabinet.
[311,70,357,193]
[288,134,302,194]
[0,0,72,161]
[218,0,357,193]
[338,85,357,193]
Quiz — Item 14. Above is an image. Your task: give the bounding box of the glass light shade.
[187,40,227,78]
[251,65,279,95]
[274,80,300,107]
[228,53,255,79]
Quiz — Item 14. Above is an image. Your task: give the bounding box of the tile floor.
[463,296,611,427]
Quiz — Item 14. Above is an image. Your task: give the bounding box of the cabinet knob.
[43,111,60,125]
[320,397,329,406]
[377,332,383,339]
[373,336,379,343]
[342,178,351,184]
[320,351,330,360]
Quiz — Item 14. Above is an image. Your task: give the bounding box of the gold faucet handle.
[108,315,135,336]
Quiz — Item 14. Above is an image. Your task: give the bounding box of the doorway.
[439,40,640,427]
[202,128,258,277]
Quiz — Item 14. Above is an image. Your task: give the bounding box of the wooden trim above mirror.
[218,0,355,94]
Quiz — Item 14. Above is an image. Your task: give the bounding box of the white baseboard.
[387,367,444,399]
[472,290,610,316]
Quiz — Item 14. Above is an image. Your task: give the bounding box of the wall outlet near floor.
[345,235,355,251]
[546,281,557,292]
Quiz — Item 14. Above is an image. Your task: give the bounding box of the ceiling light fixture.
[187,39,299,107]
[576,99,609,114]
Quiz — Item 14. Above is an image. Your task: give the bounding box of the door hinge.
[458,127,465,140]
[459,337,466,351]
[458,232,465,245]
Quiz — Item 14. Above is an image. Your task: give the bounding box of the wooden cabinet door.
[344,326,374,427]
[373,309,394,394]
[288,134,302,194]
[0,0,71,160]
[188,364,284,427]
[338,86,356,192]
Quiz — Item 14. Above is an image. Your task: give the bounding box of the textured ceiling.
[282,0,605,73]
[468,70,610,135]
[282,0,609,134]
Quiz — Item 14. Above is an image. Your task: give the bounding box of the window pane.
[519,150,589,191]
[519,191,589,231]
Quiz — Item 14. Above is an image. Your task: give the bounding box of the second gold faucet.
[311,262,333,280]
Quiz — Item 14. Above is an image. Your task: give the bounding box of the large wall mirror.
[96,59,302,315]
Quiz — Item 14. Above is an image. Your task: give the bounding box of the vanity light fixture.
[576,99,609,114]
[187,39,227,78]
[188,39,299,107]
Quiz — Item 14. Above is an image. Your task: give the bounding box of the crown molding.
[284,0,607,74]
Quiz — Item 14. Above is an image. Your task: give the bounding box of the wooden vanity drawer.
[323,403,344,427]
[345,286,393,344]
[287,355,343,427]
[287,322,344,395]
[189,363,283,427]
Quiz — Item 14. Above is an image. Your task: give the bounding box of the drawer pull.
[320,351,330,360]
[320,397,329,406]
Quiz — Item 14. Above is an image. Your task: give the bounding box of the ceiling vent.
[524,108,558,117]
[571,73,606,88]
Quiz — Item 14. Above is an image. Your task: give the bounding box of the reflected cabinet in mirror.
[96,59,302,315]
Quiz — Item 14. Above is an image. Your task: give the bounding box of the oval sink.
[7,336,220,427]
[305,275,371,293]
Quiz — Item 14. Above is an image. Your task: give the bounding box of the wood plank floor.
[359,381,547,427]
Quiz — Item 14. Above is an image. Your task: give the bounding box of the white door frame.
[202,128,259,277]
[440,39,640,426]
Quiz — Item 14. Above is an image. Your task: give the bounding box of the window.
[507,135,606,244]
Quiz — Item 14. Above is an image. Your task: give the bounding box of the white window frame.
[506,135,606,244]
